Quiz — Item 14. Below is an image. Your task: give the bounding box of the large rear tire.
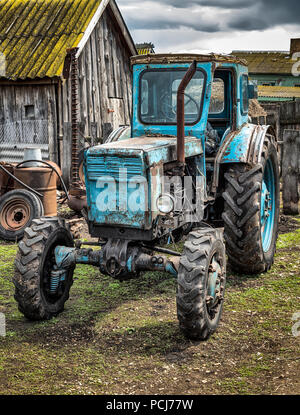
[177,229,226,341]
[222,136,280,274]
[13,217,74,321]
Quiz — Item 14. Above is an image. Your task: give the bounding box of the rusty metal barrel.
[0,164,15,196]
[14,167,57,216]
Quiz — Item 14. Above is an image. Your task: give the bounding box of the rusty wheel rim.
[0,198,31,231]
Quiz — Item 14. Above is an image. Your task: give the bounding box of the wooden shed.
[0,0,136,182]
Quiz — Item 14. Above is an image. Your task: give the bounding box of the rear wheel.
[222,136,280,274]
[177,229,226,341]
[13,217,74,320]
[0,189,44,241]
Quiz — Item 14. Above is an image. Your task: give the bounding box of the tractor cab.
[131,54,252,155]
[83,54,257,241]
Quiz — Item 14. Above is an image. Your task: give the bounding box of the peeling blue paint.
[221,123,270,164]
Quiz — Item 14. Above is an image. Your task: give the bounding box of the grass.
[0,215,299,395]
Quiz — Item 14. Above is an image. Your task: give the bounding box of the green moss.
[217,378,251,395]
[277,229,300,249]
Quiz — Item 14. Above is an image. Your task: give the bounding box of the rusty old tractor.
[13,54,280,341]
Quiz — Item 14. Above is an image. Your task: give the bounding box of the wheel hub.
[0,199,30,231]
[206,255,225,315]
[261,159,276,252]
[261,183,272,226]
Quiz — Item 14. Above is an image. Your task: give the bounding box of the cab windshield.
[139,69,206,125]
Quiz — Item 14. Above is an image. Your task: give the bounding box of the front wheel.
[222,135,280,274]
[13,217,75,321]
[177,229,226,341]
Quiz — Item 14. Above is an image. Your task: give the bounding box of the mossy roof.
[0,0,103,80]
[232,51,296,75]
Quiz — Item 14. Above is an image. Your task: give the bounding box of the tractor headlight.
[156,194,175,214]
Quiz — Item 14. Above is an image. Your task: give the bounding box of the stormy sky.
[117,0,300,53]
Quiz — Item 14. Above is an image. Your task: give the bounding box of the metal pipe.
[15,160,69,200]
[140,244,181,257]
[0,164,43,198]
[177,60,197,165]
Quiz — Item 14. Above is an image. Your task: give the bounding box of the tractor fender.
[219,123,277,166]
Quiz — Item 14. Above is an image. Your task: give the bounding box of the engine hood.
[87,136,203,167]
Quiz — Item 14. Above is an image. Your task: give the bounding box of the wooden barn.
[0,0,136,182]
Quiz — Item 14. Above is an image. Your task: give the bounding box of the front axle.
[54,241,179,280]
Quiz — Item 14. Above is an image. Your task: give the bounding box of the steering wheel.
[161,91,200,120]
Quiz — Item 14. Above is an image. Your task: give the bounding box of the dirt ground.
[0,210,299,395]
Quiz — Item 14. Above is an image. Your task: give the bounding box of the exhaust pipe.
[177,60,197,166]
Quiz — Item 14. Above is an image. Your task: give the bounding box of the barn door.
[0,84,58,163]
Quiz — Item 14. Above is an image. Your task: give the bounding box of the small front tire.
[177,228,226,341]
[13,217,74,321]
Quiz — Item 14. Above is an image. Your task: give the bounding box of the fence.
[282,129,300,215]
[260,100,300,215]
[261,99,300,140]
[281,101,300,215]
[0,120,49,163]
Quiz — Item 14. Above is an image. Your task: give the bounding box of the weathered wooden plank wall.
[280,99,300,135]
[58,8,132,182]
[261,100,300,176]
[60,7,133,184]
[282,129,300,215]
[262,99,300,140]
[0,83,57,162]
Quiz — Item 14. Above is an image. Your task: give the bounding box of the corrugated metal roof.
[258,85,300,98]
[0,0,103,80]
[232,51,296,75]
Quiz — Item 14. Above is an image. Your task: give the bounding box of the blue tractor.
[13,54,280,341]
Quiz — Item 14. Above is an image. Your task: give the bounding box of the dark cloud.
[151,0,250,9]
[125,16,221,33]
[228,0,300,31]
[117,0,300,33]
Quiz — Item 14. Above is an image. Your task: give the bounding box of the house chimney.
[290,38,300,55]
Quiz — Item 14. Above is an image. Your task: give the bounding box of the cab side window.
[241,75,249,114]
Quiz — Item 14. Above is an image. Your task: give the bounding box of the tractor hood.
[84,136,203,232]
[86,135,203,167]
